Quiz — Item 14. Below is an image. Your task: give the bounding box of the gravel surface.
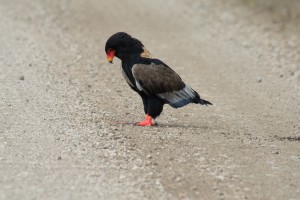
[1,0,300,199]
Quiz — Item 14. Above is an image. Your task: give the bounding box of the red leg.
[136,114,155,126]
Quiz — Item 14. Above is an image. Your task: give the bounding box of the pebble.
[175,176,181,182]
[256,76,262,83]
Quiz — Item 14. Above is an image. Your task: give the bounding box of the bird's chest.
[120,64,136,89]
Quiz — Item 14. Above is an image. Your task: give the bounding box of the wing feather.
[132,62,202,108]
[132,62,185,94]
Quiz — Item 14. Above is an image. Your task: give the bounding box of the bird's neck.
[122,54,142,65]
[140,47,153,58]
[121,47,152,63]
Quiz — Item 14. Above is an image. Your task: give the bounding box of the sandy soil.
[1,0,300,199]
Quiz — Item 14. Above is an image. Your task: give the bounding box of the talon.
[136,114,155,126]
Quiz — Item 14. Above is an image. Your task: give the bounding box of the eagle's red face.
[106,49,115,63]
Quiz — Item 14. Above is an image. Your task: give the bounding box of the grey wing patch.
[157,85,197,108]
[135,80,144,91]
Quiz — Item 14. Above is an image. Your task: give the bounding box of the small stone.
[113,135,121,140]
[19,76,25,80]
[256,76,262,83]
[57,156,62,160]
[175,176,181,182]
[243,42,251,48]
[290,71,295,76]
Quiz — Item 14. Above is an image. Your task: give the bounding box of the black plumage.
[105,32,212,126]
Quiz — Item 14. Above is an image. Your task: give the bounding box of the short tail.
[194,90,212,105]
[198,98,212,105]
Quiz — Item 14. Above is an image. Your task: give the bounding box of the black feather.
[105,32,212,120]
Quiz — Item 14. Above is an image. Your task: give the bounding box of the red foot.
[136,115,155,126]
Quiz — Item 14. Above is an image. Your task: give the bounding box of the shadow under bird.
[105,32,212,126]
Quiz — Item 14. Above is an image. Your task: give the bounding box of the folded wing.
[132,61,211,108]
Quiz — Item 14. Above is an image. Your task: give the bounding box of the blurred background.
[240,0,300,26]
[1,0,300,200]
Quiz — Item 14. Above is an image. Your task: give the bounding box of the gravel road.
[1,0,300,199]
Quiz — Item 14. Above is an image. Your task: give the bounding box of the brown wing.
[132,63,185,95]
[132,62,205,108]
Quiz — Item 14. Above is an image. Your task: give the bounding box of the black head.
[105,32,144,63]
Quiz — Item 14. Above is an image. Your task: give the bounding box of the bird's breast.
[120,64,135,88]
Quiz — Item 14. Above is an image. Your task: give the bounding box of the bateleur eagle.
[105,32,212,126]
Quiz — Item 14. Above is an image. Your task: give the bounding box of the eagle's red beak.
[106,49,115,64]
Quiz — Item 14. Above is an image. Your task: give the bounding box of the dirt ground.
[1,0,300,199]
